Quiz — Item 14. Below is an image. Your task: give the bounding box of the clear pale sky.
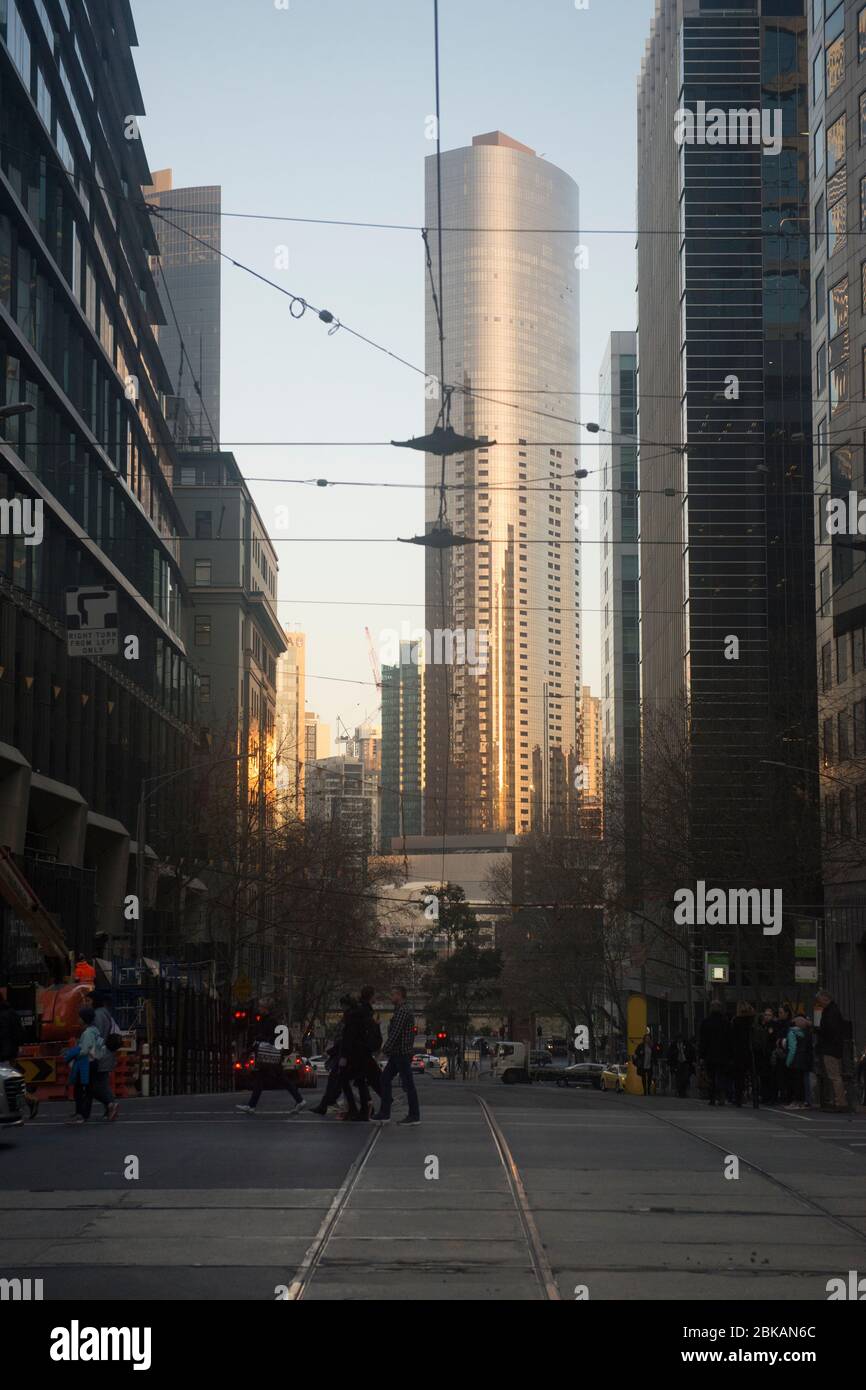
[131,0,655,746]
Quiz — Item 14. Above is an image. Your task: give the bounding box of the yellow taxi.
[600,1062,627,1093]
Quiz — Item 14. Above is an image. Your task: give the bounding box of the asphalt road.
[2,1073,865,1301]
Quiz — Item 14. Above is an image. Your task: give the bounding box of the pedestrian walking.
[698,1001,731,1106]
[63,1007,106,1124]
[667,1035,695,1098]
[338,994,377,1122]
[632,1028,656,1096]
[374,986,420,1126]
[90,991,121,1121]
[815,989,849,1111]
[731,1001,756,1107]
[311,996,354,1116]
[236,1029,305,1117]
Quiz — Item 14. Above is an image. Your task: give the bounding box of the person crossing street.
[374,986,420,1126]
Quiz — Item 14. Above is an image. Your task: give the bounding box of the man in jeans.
[815,988,848,1111]
[374,986,420,1126]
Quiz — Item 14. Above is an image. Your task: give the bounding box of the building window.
[1,0,31,85]
[195,511,212,539]
[194,615,212,646]
[829,276,849,336]
[827,34,844,96]
[194,559,212,586]
[818,343,827,394]
[855,699,866,753]
[818,417,828,470]
[861,6,866,62]
[199,674,211,705]
[822,642,833,691]
[828,198,847,258]
[831,362,849,414]
[838,632,850,684]
[823,716,834,766]
[827,114,846,178]
[820,565,831,616]
[814,121,824,177]
[854,627,866,673]
[839,710,851,761]
[813,47,824,105]
[816,268,825,321]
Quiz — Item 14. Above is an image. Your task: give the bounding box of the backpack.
[365,1015,383,1053]
[793,1030,813,1071]
[105,1032,122,1053]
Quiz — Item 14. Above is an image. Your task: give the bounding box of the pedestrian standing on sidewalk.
[731,1002,756,1107]
[633,1028,655,1095]
[236,1029,305,1117]
[815,989,849,1112]
[784,1015,812,1109]
[667,1034,695,1098]
[698,1001,731,1107]
[374,986,420,1126]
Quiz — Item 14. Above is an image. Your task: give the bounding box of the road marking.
[286,1125,381,1300]
[475,1096,560,1301]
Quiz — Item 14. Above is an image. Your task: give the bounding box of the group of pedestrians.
[237,985,421,1126]
[697,989,851,1111]
[64,991,122,1124]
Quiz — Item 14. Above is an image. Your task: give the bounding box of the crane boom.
[364,626,382,690]
[0,847,70,967]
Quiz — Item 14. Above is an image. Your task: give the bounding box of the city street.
[2,1073,865,1302]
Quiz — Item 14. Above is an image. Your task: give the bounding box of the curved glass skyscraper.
[423,132,580,836]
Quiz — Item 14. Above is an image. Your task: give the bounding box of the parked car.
[0,1061,25,1129]
[557,1061,604,1090]
[410,1051,428,1074]
[307,1054,331,1076]
[600,1062,627,1093]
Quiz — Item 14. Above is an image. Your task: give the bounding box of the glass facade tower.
[423,132,581,836]
[637,0,820,995]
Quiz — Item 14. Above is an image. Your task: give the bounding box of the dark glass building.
[0,0,196,963]
[637,0,820,1007]
[380,640,424,850]
[809,0,866,1045]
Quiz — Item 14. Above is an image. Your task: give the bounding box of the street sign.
[66,587,119,657]
[17,1057,56,1085]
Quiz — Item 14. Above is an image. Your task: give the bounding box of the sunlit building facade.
[423,131,581,836]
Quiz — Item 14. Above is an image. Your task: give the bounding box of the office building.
[304,711,330,769]
[306,755,379,857]
[171,449,285,809]
[275,627,305,818]
[0,0,196,963]
[637,0,819,1009]
[599,332,640,889]
[423,131,581,838]
[142,168,220,447]
[381,639,424,850]
[579,685,603,837]
[809,0,866,1043]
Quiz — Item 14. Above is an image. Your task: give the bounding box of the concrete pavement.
[1,1074,864,1300]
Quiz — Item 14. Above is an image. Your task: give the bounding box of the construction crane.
[364,626,382,692]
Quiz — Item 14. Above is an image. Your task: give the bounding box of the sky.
[130,0,656,747]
